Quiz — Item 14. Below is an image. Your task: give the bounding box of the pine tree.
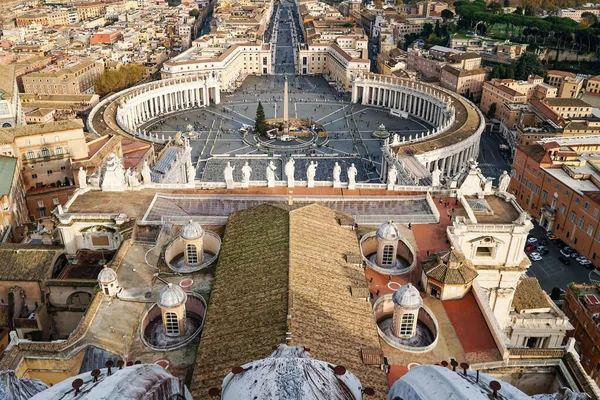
[255,101,267,135]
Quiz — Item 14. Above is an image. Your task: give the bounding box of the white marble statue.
[432,163,442,187]
[306,161,318,188]
[126,168,141,188]
[101,153,126,192]
[266,161,277,188]
[347,163,357,190]
[187,162,196,183]
[387,165,398,190]
[242,162,252,184]
[285,158,295,188]
[332,162,341,188]
[498,170,511,193]
[77,167,87,189]
[224,161,235,189]
[141,160,152,185]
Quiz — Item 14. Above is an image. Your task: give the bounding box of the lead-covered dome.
[392,283,423,308]
[97,265,117,284]
[158,283,187,308]
[377,221,399,240]
[181,219,204,240]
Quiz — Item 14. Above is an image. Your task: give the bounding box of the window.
[541,190,548,201]
[41,147,49,157]
[165,312,179,335]
[534,186,540,195]
[27,150,34,159]
[52,198,59,205]
[47,170,52,175]
[588,225,594,236]
[560,204,566,215]
[595,208,599,217]
[382,245,395,266]
[186,244,198,264]
[584,202,589,210]
[41,138,45,144]
[578,217,584,228]
[399,313,415,338]
[476,246,493,257]
[565,190,570,196]
[575,197,580,204]
[56,146,63,155]
[570,212,576,222]
[37,201,44,207]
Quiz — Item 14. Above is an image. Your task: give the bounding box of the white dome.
[392,283,422,308]
[181,219,204,240]
[377,221,399,241]
[158,283,187,308]
[97,265,117,284]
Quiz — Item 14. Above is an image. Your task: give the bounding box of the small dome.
[181,219,204,240]
[97,265,117,284]
[392,283,422,308]
[158,283,187,308]
[377,221,399,241]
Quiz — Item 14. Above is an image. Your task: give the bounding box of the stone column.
[283,77,290,134]
[214,84,221,104]
[204,86,209,106]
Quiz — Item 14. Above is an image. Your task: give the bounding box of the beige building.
[586,75,600,94]
[75,1,107,21]
[0,156,28,240]
[0,119,88,190]
[543,98,594,119]
[0,65,26,128]
[546,70,585,99]
[480,76,557,116]
[22,59,104,96]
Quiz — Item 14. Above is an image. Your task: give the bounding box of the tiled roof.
[0,156,17,198]
[0,65,16,100]
[191,204,388,399]
[421,248,477,285]
[544,98,592,108]
[0,244,63,281]
[513,277,550,312]
[0,119,84,145]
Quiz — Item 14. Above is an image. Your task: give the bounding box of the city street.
[273,0,298,74]
[477,130,512,184]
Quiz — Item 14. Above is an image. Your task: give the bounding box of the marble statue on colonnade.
[348,163,357,190]
[187,161,196,184]
[224,161,235,189]
[242,162,252,184]
[266,161,277,188]
[307,161,318,188]
[387,165,398,190]
[142,160,152,185]
[285,158,295,188]
[498,170,511,193]
[432,163,442,187]
[77,167,87,189]
[332,162,341,188]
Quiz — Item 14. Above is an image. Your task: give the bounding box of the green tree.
[514,52,545,80]
[189,9,200,18]
[487,1,504,14]
[434,20,441,37]
[488,102,497,119]
[441,9,454,22]
[580,12,598,29]
[504,0,510,6]
[255,101,267,135]
[422,23,434,37]
[94,64,145,96]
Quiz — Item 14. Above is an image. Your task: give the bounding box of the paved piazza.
[142,75,431,183]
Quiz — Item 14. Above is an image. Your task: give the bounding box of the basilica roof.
[191,203,388,399]
[513,278,551,312]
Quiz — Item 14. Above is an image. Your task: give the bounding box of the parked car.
[560,249,572,258]
[540,239,547,246]
[525,244,536,252]
[539,249,549,256]
[559,256,571,265]
[554,239,566,248]
[536,245,546,252]
[530,253,543,262]
[570,252,580,259]
[527,237,538,244]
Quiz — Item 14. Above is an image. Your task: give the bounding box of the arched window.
[41,147,49,157]
[186,244,198,264]
[382,244,394,266]
[165,312,179,335]
[56,146,63,155]
[399,313,415,338]
[27,150,34,159]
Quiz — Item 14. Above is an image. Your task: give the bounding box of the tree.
[514,52,546,80]
[434,20,441,37]
[189,9,200,18]
[504,0,510,6]
[255,101,267,135]
[422,23,434,37]
[441,9,454,22]
[580,12,598,29]
[487,1,504,14]
[94,64,146,97]
[550,287,562,300]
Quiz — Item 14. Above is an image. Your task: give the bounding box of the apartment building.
[586,75,600,95]
[0,65,26,128]
[75,2,107,21]
[546,70,585,99]
[90,29,123,45]
[563,284,600,385]
[22,59,104,95]
[558,7,600,22]
[480,76,557,116]
[0,156,28,241]
[509,139,600,264]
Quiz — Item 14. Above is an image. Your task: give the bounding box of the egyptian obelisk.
[283,75,289,134]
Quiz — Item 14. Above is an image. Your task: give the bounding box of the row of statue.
[224,158,359,188]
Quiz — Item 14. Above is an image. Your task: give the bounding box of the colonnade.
[116,75,221,134]
[423,141,480,178]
